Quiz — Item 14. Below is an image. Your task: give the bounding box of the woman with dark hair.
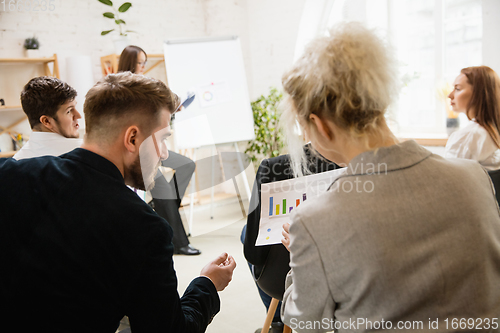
[117,45,148,74]
[445,66,500,170]
[118,45,200,255]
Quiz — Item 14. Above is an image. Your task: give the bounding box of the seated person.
[243,144,338,333]
[444,66,500,170]
[118,44,200,255]
[279,22,500,332]
[0,72,235,332]
[14,76,82,160]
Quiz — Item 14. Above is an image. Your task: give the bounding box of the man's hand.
[200,253,236,291]
[282,222,291,252]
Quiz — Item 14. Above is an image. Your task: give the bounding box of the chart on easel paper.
[256,167,346,246]
[197,81,232,108]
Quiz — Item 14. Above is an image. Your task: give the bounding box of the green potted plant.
[98,0,134,54]
[23,36,40,58]
[245,87,285,169]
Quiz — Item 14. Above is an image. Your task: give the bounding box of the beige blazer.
[282,140,500,332]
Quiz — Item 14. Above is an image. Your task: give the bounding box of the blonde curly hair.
[281,22,400,177]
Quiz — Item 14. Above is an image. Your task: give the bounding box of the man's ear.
[309,114,333,141]
[39,115,54,130]
[123,126,140,153]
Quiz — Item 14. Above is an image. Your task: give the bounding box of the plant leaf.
[101,29,115,35]
[124,30,136,33]
[103,12,115,18]
[98,0,113,6]
[115,19,126,24]
[118,2,132,12]
[246,86,285,167]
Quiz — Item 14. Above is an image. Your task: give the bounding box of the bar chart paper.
[256,167,346,246]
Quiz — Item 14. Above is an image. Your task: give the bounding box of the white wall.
[482,0,500,74]
[0,0,305,192]
[246,0,306,98]
[0,0,304,100]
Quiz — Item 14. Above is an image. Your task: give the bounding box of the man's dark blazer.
[243,145,339,299]
[0,149,219,333]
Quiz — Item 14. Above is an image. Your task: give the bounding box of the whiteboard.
[164,36,255,149]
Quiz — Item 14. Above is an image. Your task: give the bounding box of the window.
[302,0,483,136]
[389,0,482,135]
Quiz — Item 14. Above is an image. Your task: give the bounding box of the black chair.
[244,147,338,333]
[253,245,290,301]
[252,244,292,333]
[253,247,290,333]
[487,169,500,205]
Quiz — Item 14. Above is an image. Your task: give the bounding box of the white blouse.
[445,119,500,170]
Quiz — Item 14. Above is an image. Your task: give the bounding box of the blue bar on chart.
[269,197,273,216]
[282,199,286,214]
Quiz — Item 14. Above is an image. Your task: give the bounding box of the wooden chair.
[262,297,292,333]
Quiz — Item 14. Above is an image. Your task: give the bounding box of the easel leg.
[232,178,246,218]
[188,148,197,236]
[233,142,251,203]
[211,146,215,219]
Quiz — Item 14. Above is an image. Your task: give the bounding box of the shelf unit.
[0,54,60,157]
[0,106,24,135]
[100,53,164,76]
[0,54,60,77]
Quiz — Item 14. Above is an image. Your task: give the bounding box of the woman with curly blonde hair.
[280,22,500,332]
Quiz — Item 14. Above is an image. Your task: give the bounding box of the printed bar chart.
[268,194,306,218]
[257,167,347,246]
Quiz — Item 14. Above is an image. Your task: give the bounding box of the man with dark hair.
[0,72,235,332]
[14,76,82,160]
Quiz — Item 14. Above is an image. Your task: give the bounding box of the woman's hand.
[282,222,291,252]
